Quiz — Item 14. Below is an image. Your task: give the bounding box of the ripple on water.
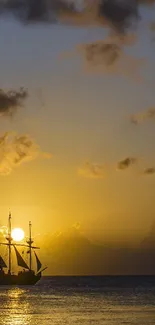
[0,277,155,325]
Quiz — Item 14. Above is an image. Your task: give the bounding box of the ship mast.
[0,215,41,274]
[7,211,12,274]
[27,221,33,271]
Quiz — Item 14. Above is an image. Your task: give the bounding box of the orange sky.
[0,4,155,252]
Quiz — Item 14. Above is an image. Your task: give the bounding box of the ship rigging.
[0,212,47,285]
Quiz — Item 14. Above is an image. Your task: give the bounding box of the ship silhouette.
[0,212,47,285]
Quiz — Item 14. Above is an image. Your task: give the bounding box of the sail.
[13,246,29,270]
[34,251,42,272]
[0,255,7,268]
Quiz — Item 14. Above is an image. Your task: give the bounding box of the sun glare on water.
[11,228,25,242]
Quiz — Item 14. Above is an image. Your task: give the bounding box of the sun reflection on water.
[0,278,155,325]
[0,287,32,325]
[7,287,26,298]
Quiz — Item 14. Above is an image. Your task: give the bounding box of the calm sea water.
[0,276,155,325]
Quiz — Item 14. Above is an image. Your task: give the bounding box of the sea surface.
[0,276,155,325]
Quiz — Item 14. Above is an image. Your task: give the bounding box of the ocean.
[0,276,155,325]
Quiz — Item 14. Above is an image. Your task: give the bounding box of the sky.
[0,1,155,274]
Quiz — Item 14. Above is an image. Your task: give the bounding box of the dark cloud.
[0,0,76,23]
[130,115,139,125]
[0,131,51,175]
[38,226,155,275]
[78,161,105,179]
[150,21,155,31]
[0,0,154,32]
[77,34,145,79]
[85,42,121,65]
[141,220,155,248]
[98,0,139,33]
[0,87,28,118]
[117,157,137,170]
[143,167,155,175]
[130,108,155,125]
[150,21,155,40]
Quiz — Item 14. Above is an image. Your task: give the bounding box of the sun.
[11,228,25,242]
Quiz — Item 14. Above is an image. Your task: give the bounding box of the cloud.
[77,36,145,80]
[150,21,155,40]
[0,0,76,24]
[98,0,139,33]
[78,161,105,179]
[84,42,121,65]
[71,222,81,230]
[0,131,51,175]
[117,157,137,170]
[150,21,155,31]
[0,226,8,239]
[0,1,152,80]
[0,87,28,118]
[62,32,141,79]
[38,225,155,275]
[130,108,155,125]
[141,220,155,248]
[143,167,155,175]
[0,0,154,33]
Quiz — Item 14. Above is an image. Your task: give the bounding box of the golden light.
[11,228,25,242]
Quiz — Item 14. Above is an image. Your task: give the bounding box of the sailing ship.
[0,212,47,285]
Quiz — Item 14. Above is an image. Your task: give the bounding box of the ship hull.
[0,271,41,285]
